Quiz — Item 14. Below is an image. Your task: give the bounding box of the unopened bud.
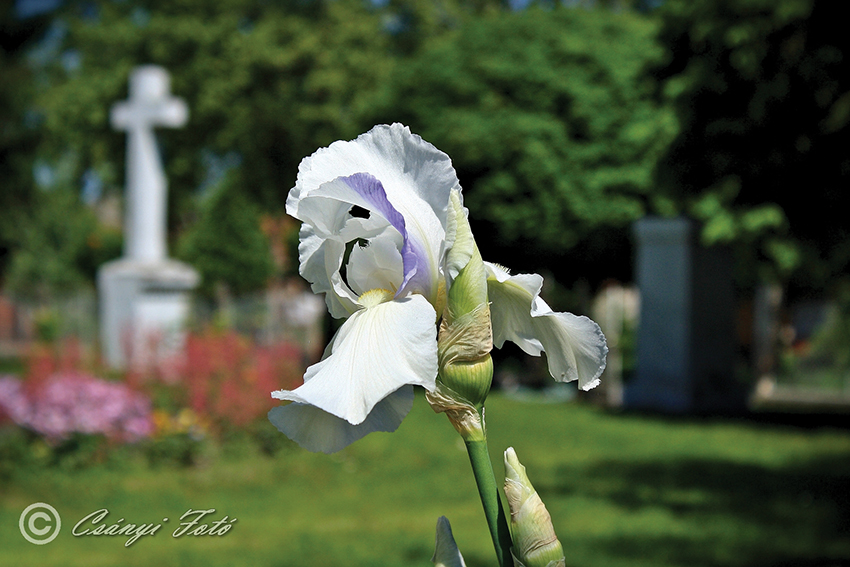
[444,191,488,319]
[430,190,493,420]
[504,448,565,567]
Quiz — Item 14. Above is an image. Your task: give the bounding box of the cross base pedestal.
[98,258,199,369]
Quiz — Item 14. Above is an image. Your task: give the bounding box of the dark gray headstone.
[624,217,744,413]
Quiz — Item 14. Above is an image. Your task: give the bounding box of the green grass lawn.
[2,391,849,567]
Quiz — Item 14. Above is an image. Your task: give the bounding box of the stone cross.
[99,65,196,369]
[111,65,187,262]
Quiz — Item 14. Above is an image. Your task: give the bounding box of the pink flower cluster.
[0,372,153,443]
[135,330,305,430]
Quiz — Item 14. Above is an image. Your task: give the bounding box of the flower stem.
[464,429,513,567]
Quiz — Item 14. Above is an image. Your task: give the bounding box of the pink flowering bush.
[0,330,305,470]
[0,372,153,444]
[134,329,304,432]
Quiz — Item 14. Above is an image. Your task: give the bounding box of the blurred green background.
[2,0,848,297]
[3,392,849,567]
[1,0,849,565]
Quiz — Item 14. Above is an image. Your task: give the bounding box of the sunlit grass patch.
[2,392,848,567]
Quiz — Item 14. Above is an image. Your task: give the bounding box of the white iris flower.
[269,124,607,453]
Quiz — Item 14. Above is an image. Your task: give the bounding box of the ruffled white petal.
[272,294,438,424]
[289,123,458,234]
[297,184,408,318]
[297,186,390,241]
[268,386,414,453]
[288,124,460,303]
[485,263,607,390]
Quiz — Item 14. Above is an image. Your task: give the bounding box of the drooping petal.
[288,124,460,304]
[271,294,438,424]
[485,263,607,390]
[268,386,414,454]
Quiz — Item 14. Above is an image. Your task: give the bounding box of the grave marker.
[624,217,745,413]
[98,66,198,368]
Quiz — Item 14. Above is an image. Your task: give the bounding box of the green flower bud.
[444,191,488,320]
[428,190,494,438]
[438,351,493,412]
[504,448,565,567]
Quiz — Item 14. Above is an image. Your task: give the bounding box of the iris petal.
[297,226,360,318]
[271,294,438,424]
[268,386,414,454]
[346,229,404,296]
[301,173,431,298]
[485,263,607,390]
[433,516,467,567]
[288,123,459,305]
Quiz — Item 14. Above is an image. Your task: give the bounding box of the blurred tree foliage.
[0,0,49,278]
[177,174,275,297]
[376,0,505,55]
[7,0,848,300]
[33,0,396,226]
[25,0,676,291]
[4,183,121,302]
[654,0,850,290]
[383,6,677,281]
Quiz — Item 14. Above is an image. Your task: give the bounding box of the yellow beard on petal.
[358,288,395,308]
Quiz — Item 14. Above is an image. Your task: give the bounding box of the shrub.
[0,372,153,444]
[136,329,304,433]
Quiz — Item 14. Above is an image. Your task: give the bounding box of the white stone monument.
[98,65,199,369]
